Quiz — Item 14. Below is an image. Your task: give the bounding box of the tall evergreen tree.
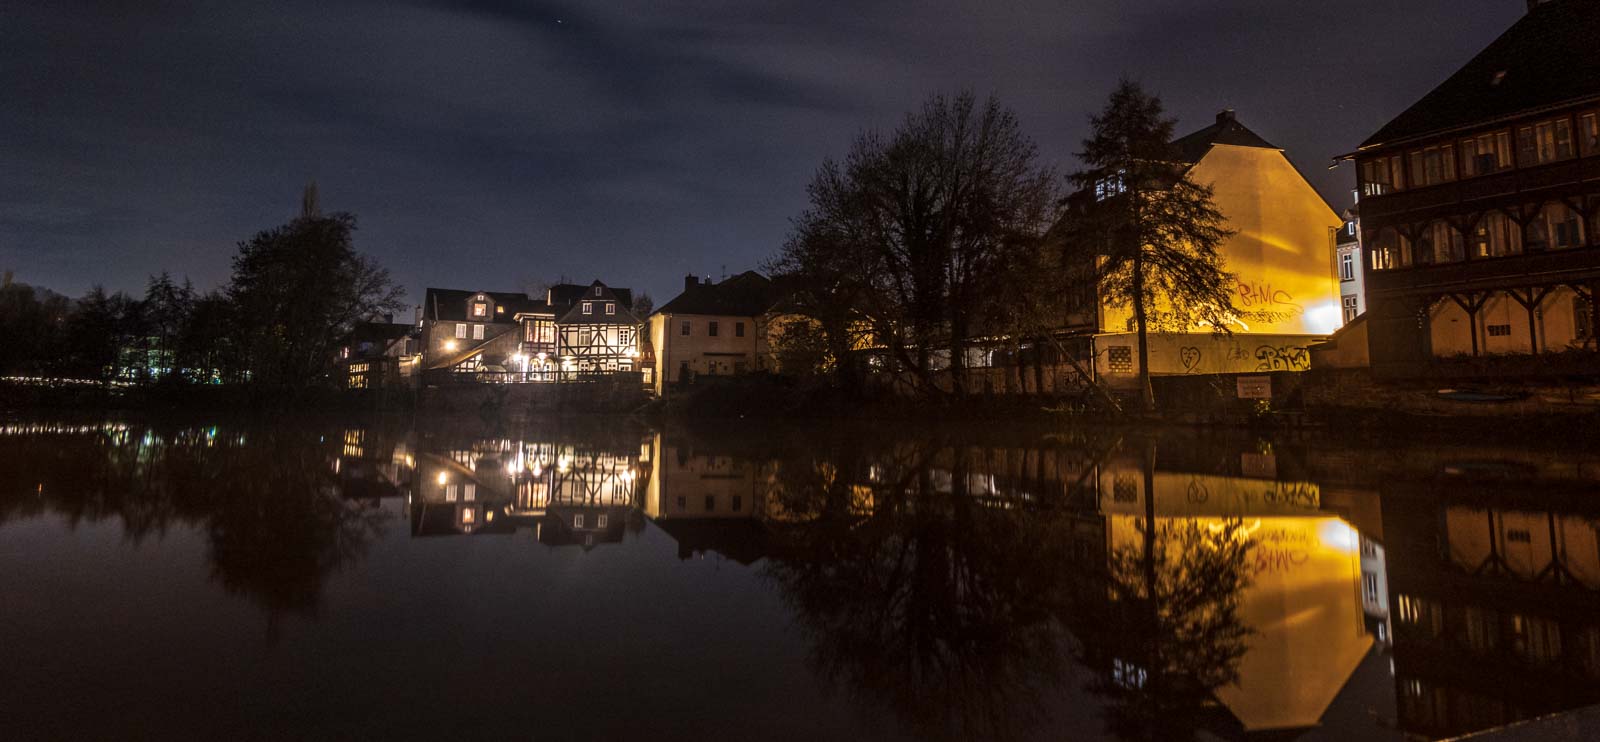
[1068,81,1238,412]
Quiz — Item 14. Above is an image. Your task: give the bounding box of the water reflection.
[3,417,1600,739]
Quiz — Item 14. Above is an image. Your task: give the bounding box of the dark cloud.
[2,0,1527,304]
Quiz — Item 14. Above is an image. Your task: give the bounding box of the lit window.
[582,301,593,314]
[1529,202,1585,250]
[594,286,603,296]
[1472,212,1523,258]
[574,514,585,528]
[605,302,615,315]
[472,324,484,340]
[1517,118,1576,166]
[461,508,475,524]
[446,484,459,502]
[1360,155,1405,196]
[1581,113,1600,157]
[597,514,609,528]
[464,483,475,501]
[1406,143,1456,187]
[455,323,467,339]
[471,302,488,317]
[1460,130,1513,176]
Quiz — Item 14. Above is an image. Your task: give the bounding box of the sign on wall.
[1236,375,1272,399]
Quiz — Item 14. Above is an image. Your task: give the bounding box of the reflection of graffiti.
[1179,346,1202,373]
[1252,527,1313,574]
[1253,548,1311,574]
[1186,478,1209,504]
[1237,281,1304,315]
[1260,483,1318,510]
[1253,345,1310,371]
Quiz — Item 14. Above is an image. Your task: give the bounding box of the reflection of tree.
[762,441,1082,741]
[1069,516,1255,742]
[0,422,387,630]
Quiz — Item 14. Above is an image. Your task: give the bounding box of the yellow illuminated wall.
[1101,467,1371,731]
[1099,143,1343,346]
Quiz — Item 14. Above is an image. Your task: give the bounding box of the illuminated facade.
[647,272,781,396]
[1352,0,1600,377]
[418,281,647,386]
[1076,110,1344,383]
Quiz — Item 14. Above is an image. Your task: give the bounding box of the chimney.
[685,274,699,291]
[1216,109,1236,126]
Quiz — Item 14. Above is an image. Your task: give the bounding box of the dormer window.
[594,286,603,297]
[471,302,488,318]
[582,301,593,315]
[605,302,615,315]
[496,305,504,314]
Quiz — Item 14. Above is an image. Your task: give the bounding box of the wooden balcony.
[1368,245,1600,297]
[1361,157,1600,225]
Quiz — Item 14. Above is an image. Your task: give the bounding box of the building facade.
[419,281,647,386]
[647,272,780,396]
[1071,110,1344,384]
[1337,207,1367,324]
[1352,0,1600,377]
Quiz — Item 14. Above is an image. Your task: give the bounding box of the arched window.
[1471,211,1523,258]
[1416,221,1465,265]
[1368,227,1412,271]
[1528,202,1585,250]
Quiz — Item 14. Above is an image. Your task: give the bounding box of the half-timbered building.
[1351,0,1600,377]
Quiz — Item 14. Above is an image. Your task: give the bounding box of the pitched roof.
[547,281,633,310]
[1360,0,1600,150]
[345,321,413,344]
[656,271,780,317]
[422,288,544,322]
[554,281,640,325]
[1171,110,1280,163]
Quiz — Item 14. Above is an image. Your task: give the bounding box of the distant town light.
[444,340,458,351]
[436,471,449,485]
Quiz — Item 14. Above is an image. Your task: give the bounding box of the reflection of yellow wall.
[645,435,763,520]
[1100,144,1342,338]
[1099,470,1321,518]
[1107,513,1371,732]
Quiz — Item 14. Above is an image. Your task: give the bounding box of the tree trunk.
[1132,253,1155,413]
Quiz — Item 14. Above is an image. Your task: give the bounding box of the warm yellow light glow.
[444,340,458,351]
[1317,519,1360,554]
[436,472,449,485]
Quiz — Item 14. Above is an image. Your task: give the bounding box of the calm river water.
[3,414,1598,740]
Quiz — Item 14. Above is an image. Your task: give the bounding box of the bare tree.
[776,92,1062,397]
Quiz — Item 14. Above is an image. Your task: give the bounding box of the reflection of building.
[329,427,415,504]
[408,434,649,550]
[1352,1,1600,377]
[644,433,770,563]
[1069,110,1343,383]
[1382,481,1600,739]
[1096,460,1376,734]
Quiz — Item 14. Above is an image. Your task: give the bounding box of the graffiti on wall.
[1253,345,1310,372]
[1236,280,1304,318]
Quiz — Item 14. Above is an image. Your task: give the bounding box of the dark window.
[732,495,742,512]
[709,321,719,337]
[676,496,686,510]
[735,321,745,337]
[680,320,690,336]
[704,496,715,511]
[1487,324,1512,337]
[1577,296,1594,341]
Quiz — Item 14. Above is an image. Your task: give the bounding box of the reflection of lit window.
[574,514,585,528]
[464,483,475,501]
[597,514,608,528]
[446,484,458,502]
[461,508,475,524]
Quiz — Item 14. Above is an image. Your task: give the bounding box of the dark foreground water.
[2,415,1598,741]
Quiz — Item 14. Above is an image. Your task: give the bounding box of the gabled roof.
[555,281,640,326]
[656,271,780,317]
[547,281,633,310]
[422,288,543,322]
[1171,110,1280,164]
[1360,0,1600,150]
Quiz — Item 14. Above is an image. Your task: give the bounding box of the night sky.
[4,1,1527,307]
